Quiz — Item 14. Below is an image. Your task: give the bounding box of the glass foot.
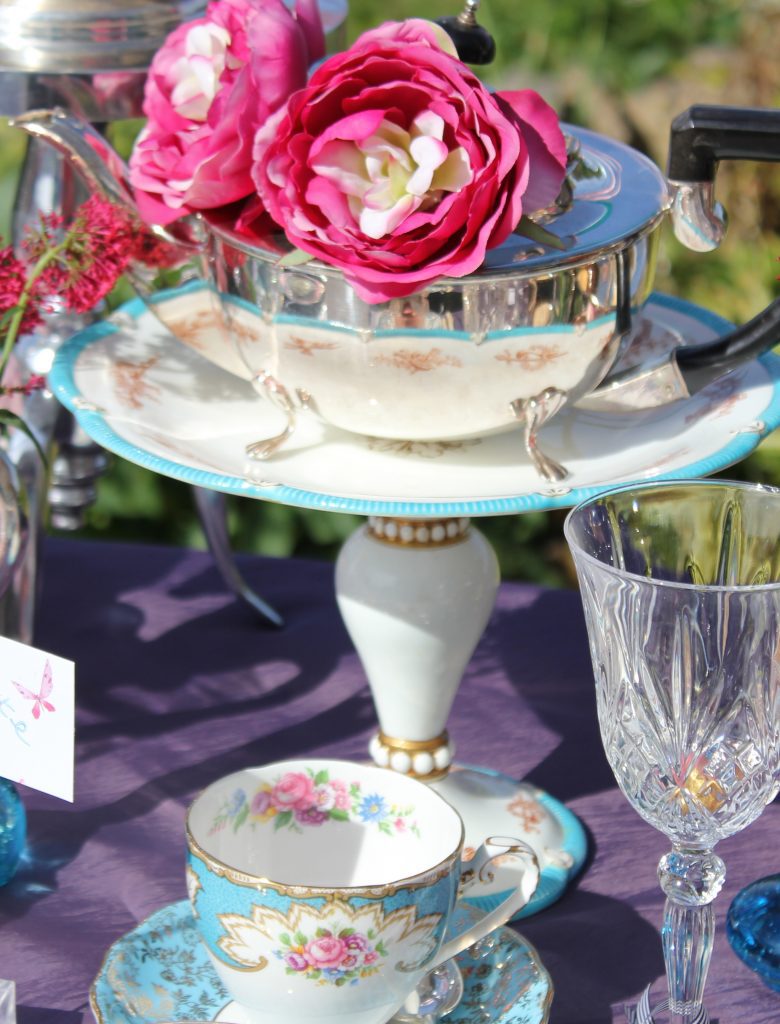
[431,764,586,920]
[625,985,710,1024]
[727,874,780,992]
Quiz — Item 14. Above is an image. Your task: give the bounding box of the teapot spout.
[9,108,204,252]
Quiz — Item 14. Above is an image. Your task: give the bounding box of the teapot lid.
[480,124,670,275]
[0,0,208,73]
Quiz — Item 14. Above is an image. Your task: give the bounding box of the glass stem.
[657,847,725,1024]
[662,899,714,1022]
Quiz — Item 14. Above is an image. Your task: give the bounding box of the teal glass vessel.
[727,875,780,992]
[0,779,26,886]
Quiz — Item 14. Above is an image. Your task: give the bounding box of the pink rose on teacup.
[252,18,567,303]
[130,0,324,225]
[271,771,315,810]
[304,935,348,970]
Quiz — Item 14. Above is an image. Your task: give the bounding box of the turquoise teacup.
[186,758,539,1024]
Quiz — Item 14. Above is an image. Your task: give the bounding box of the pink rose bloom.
[252,18,567,303]
[363,950,379,965]
[130,0,324,226]
[304,935,348,970]
[271,771,315,811]
[345,933,370,952]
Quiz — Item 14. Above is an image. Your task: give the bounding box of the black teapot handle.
[668,105,780,182]
[673,297,780,394]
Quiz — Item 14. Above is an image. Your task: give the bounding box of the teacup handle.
[433,837,540,966]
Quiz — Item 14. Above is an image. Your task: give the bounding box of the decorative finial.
[435,0,496,65]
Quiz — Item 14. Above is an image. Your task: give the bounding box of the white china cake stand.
[49,291,780,916]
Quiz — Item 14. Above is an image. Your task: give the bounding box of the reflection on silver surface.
[0,0,208,74]
[669,180,728,253]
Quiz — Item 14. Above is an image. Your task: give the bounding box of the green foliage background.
[1,0,778,585]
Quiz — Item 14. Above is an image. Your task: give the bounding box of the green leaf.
[278,247,314,268]
[0,410,47,464]
[514,214,567,251]
[375,941,388,957]
[338,928,355,938]
[294,930,307,946]
[279,933,291,946]
[232,804,249,832]
[367,929,375,940]
[329,809,349,822]
[273,810,293,831]
[378,821,392,835]
[335,977,347,987]
[309,969,321,980]
[314,770,329,785]
[315,927,330,938]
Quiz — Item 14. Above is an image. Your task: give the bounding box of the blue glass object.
[727,875,780,992]
[0,779,25,886]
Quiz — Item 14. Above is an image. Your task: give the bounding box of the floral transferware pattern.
[90,900,552,1024]
[276,925,387,985]
[495,346,563,370]
[208,767,421,837]
[214,901,425,979]
[374,348,463,373]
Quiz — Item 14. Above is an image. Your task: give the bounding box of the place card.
[0,637,75,802]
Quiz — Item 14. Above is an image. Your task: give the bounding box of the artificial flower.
[252,18,567,302]
[129,0,324,226]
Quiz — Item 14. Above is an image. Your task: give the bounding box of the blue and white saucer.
[90,900,552,1024]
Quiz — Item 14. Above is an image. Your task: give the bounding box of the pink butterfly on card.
[13,660,55,719]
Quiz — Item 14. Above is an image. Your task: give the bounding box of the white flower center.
[313,110,472,239]
[169,23,238,122]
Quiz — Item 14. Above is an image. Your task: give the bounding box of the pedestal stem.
[657,847,725,1024]
[335,515,499,780]
[662,900,714,1022]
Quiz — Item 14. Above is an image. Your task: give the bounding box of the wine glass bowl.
[564,480,780,1023]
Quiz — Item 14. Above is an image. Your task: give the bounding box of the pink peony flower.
[130,0,324,226]
[252,18,567,303]
[304,935,348,970]
[271,771,315,811]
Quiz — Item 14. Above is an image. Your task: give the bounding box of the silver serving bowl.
[12,106,780,480]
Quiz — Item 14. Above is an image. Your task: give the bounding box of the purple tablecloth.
[3,537,778,1023]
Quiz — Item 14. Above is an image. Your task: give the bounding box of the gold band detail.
[367,516,470,548]
[378,731,450,754]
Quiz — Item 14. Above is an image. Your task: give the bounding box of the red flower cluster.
[23,195,138,314]
[0,247,42,334]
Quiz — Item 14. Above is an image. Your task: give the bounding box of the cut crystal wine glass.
[564,479,780,1024]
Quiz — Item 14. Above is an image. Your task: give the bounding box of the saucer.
[49,292,780,518]
[90,900,552,1024]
